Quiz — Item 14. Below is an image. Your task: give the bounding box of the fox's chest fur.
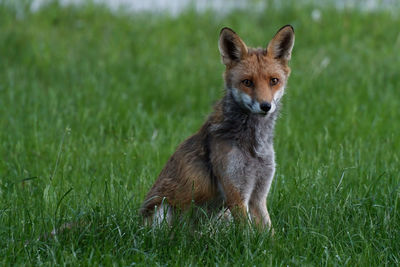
[140,25,294,231]
[208,93,278,210]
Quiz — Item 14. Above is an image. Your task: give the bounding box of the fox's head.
[219,25,295,115]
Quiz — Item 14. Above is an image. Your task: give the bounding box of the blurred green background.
[0,0,399,265]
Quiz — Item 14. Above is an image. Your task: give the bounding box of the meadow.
[0,1,399,265]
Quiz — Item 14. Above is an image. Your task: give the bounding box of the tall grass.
[0,1,399,265]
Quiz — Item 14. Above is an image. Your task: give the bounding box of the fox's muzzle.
[260,102,271,113]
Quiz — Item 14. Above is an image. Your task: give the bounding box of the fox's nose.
[260,102,271,112]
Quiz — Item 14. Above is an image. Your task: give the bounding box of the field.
[0,1,399,265]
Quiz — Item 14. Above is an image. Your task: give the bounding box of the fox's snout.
[232,87,279,115]
[260,102,271,113]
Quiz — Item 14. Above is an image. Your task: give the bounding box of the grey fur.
[207,89,281,228]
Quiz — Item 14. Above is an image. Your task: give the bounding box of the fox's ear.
[219,27,248,65]
[267,25,295,61]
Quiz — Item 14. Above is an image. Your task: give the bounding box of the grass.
[0,1,399,265]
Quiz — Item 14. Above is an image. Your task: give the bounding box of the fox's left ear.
[267,25,295,61]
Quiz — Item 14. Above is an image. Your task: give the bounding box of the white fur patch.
[232,88,251,107]
[153,202,172,226]
[232,88,262,114]
[270,88,285,114]
[273,88,284,102]
[269,102,276,114]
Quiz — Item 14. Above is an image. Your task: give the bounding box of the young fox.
[141,25,295,230]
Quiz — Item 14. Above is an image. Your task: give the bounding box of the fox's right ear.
[219,27,248,65]
[267,25,295,61]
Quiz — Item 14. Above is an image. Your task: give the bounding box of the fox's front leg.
[211,143,251,224]
[248,198,273,233]
[249,165,275,233]
[218,178,249,224]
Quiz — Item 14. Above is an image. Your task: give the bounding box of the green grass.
[1,1,399,265]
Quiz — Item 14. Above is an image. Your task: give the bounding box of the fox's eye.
[242,79,254,87]
[270,78,279,86]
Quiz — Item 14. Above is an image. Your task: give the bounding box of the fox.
[140,25,295,231]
